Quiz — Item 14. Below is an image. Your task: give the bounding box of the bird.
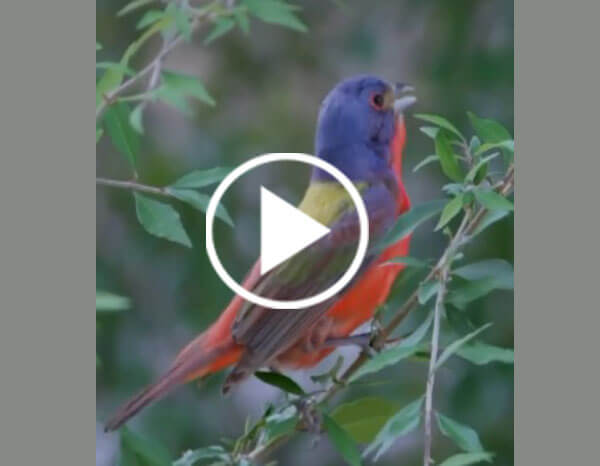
[105,75,416,432]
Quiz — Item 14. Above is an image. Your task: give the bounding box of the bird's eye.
[370,93,385,110]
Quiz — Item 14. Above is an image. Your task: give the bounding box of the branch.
[96,5,213,121]
[96,177,168,197]
[423,271,446,465]
[422,209,471,465]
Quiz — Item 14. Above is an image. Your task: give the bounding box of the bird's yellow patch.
[298,181,366,225]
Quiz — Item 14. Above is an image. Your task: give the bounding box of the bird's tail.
[104,261,261,432]
[104,334,241,432]
[103,290,254,432]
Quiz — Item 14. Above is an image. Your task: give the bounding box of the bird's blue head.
[312,75,415,182]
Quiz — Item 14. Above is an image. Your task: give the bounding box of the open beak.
[393,82,417,114]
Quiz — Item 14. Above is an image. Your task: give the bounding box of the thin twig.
[96,177,168,197]
[423,269,446,465]
[421,208,471,465]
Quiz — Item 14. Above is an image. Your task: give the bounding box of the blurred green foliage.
[97,1,513,465]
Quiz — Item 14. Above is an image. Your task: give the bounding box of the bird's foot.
[368,320,386,355]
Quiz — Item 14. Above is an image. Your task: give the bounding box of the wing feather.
[224,178,397,388]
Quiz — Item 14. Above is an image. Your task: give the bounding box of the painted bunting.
[105,75,415,431]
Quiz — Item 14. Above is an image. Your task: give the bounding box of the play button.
[205,153,369,310]
[260,187,331,275]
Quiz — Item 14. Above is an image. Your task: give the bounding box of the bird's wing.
[223,178,397,390]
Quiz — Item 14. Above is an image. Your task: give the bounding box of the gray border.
[514,1,599,464]
[0,1,93,463]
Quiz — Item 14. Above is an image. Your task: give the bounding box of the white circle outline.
[206,153,369,310]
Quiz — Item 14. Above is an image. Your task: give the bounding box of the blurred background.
[97,0,513,464]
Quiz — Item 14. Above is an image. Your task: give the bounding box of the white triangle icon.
[260,186,331,275]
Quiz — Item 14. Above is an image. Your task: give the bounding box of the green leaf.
[465,152,500,183]
[436,194,464,231]
[129,103,144,134]
[469,135,481,153]
[363,397,423,460]
[470,210,509,236]
[413,154,439,173]
[120,427,171,466]
[118,0,156,17]
[153,86,192,115]
[397,311,435,348]
[437,412,484,452]
[166,188,234,227]
[435,131,464,182]
[170,167,231,189]
[234,7,250,34]
[96,68,123,108]
[453,259,513,289]
[448,278,509,309]
[350,312,433,382]
[415,114,464,141]
[254,371,304,395]
[204,18,236,45]
[468,112,512,165]
[96,291,130,312]
[104,102,139,170]
[244,0,308,32]
[473,159,488,185]
[442,183,464,196]
[468,112,511,145]
[456,342,514,365]
[167,3,192,41]
[380,256,430,269]
[331,397,401,444]
[125,16,174,64]
[161,71,216,106]
[96,127,103,143]
[474,189,513,212]
[375,200,446,251]
[96,41,102,50]
[418,280,440,305]
[134,193,191,247]
[475,140,514,157]
[445,305,477,335]
[349,344,417,383]
[136,9,165,30]
[419,126,440,139]
[173,446,230,466]
[435,323,492,370]
[324,414,362,466]
[439,452,494,466]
